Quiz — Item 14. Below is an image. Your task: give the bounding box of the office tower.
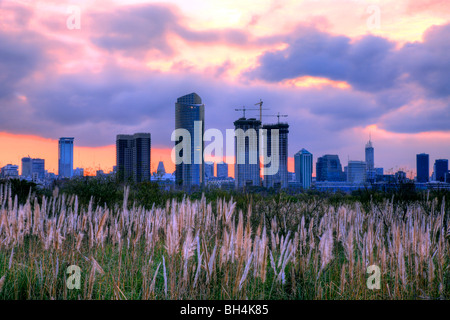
[58,137,74,178]
[21,157,32,177]
[434,159,449,182]
[262,123,289,189]
[205,161,214,179]
[157,161,166,175]
[217,162,228,178]
[32,159,45,180]
[116,133,151,183]
[365,138,374,170]
[347,161,367,183]
[234,117,261,188]
[294,148,313,189]
[22,157,45,180]
[416,153,429,183]
[175,93,205,187]
[316,155,345,182]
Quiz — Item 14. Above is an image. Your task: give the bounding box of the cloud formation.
[0,0,449,172]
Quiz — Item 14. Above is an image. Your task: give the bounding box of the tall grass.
[0,184,448,300]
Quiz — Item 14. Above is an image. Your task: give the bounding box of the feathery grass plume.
[238,252,253,292]
[149,262,161,295]
[8,248,14,270]
[0,275,5,293]
[162,255,168,299]
[318,227,334,277]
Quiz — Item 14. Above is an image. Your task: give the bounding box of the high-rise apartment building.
[58,137,74,178]
[294,148,313,189]
[262,123,289,189]
[234,117,261,188]
[116,133,151,182]
[416,153,429,183]
[174,93,205,188]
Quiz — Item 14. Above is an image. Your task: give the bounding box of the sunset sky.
[1,0,449,177]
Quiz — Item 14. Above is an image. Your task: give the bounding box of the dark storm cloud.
[247,23,450,98]
[400,24,450,98]
[246,26,402,92]
[0,31,46,98]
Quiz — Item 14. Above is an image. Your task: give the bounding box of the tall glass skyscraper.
[58,137,74,178]
[434,159,448,182]
[116,133,151,182]
[365,139,374,171]
[234,117,261,188]
[175,93,205,188]
[316,155,345,182]
[416,153,429,182]
[294,148,313,189]
[262,123,289,189]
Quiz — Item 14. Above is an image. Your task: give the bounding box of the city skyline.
[1,1,450,178]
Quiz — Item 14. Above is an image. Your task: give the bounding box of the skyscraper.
[365,138,374,171]
[116,133,151,182]
[234,117,261,188]
[262,123,289,189]
[175,93,205,188]
[294,148,313,189]
[217,162,228,178]
[32,158,45,180]
[434,159,448,182]
[157,161,166,175]
[347,160,367,183]
[21,157,32,177]
[416,153,429,183]
[205,161,214,179]
[58,137,74,178]
[316,155,345,182]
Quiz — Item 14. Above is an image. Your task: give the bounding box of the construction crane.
[254,99,267,122]
[262,112,288,124]
[235,105,268,119]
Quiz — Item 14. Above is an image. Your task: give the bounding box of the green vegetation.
[0,180,449,300]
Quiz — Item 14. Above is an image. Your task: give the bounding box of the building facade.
[58,137,74,178]
[116,133,151,182]
[174,93,205,188]
[365,139,374,171]
[217,162,228,178]
[234,117,261,188]
[205,161,214,180]
[347,160,367,184]
[416,153,429,183]
[316,155,345,182]
[434,159,449,182]
[294,148,313,189]
[262,123,289,189]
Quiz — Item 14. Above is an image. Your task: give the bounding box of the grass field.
[0,183,449,300]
